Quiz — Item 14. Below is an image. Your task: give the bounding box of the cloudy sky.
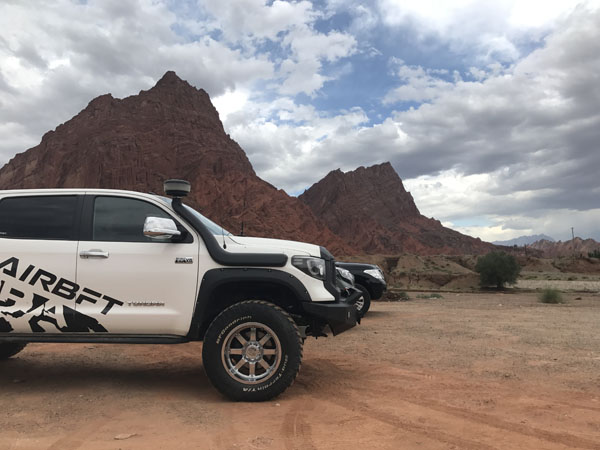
[1,0,599,242]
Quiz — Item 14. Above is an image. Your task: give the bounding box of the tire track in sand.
[299,359,600,450]
[281,401,317,450]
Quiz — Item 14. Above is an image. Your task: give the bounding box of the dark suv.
[335,262,386,317]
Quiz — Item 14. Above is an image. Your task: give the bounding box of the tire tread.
[202,300,303,401]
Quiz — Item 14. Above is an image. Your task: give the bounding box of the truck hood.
[224,235,321,257]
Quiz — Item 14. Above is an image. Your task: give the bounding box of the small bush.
[475,251,521,290]
[416,293,444,299]
[588,249,600,259]
[397,291,410,301]
[383,290,410,302]
[539,288,564,304]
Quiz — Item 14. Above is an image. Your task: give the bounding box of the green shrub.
[588,249,600,259]
[383,290,410,301]
[397,291,410,301]
[416,293,444,299]
[475,251,521,290]
[539,288,564,304]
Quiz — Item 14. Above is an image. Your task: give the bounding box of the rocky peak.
[300,162,492,255]
[155,70,188,88]
[86,93,115,110]
[300,163,420,231]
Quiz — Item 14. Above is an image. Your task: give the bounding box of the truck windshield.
[183,204,232,236]
[158,196,232,236]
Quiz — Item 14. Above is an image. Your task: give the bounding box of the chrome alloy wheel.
[355,295,365,312]
[221,322,282,384]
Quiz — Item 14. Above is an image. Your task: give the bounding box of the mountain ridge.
[1,71,495,256]
[492,234,555,246]
[528,237,600,258]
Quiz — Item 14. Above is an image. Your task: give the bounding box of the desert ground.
[1,291,599,450]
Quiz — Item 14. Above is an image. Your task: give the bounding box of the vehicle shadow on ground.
[0,354,218,399]
[361,310,389,318]
[1,351,351,404]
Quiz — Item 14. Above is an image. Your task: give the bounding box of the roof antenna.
[220,212,227,250]
[240,180,247,237]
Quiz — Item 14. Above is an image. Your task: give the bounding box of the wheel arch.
[353,277,374,297]
[188,268,311,340]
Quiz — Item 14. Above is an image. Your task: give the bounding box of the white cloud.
[282,28,357,63]
[277,28,357,96]
[376,0,600,64]
[212,89,251,122]
[200,0,316,43]
[508,0,594,27]
[200,0,357,97]
[384,60,455,103]
[406,169,600,242]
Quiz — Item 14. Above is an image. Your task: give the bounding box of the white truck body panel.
[0,188,337,336]
[0,240,78,333]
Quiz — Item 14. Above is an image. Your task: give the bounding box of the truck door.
[75,195,200,336]
[0,195,80,334]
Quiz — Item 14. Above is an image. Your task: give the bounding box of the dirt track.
[2,292,600,450]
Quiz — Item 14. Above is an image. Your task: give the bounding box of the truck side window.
[93,196,173,243]
[0,195,78,240]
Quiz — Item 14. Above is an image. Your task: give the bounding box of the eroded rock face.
[299,163,494,255]
[0,71,351,255]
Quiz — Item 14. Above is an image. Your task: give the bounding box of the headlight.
[292,256,326,280]
[364,268,385,281]
[336,267,355,284]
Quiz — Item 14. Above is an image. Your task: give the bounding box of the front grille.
[320,246,340,301]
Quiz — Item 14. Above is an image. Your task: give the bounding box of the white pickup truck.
[0,180,359,401]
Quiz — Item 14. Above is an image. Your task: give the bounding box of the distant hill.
[528,237,600,258]
[493,234,555,246]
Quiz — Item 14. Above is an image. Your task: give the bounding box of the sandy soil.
[2,292,600,450]
[516,279,600,291]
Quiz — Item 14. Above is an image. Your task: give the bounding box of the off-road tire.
[202,300,303,402]
[0,342,27,360]
[355,284,371,318]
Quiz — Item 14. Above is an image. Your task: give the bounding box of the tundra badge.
[175,257,193,264]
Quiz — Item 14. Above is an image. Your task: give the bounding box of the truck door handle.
[79,249,110,259]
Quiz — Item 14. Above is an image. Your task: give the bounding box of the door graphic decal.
[0,257,124,333]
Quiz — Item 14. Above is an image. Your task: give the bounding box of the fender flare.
[187,268,311,339]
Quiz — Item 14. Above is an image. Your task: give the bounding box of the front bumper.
[369,280,387,300]
[301,288,361,335]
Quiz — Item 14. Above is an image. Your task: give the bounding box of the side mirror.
[143,217,181,240]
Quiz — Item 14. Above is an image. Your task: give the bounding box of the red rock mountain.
[299,163,493,255]
[0,71,350,254]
